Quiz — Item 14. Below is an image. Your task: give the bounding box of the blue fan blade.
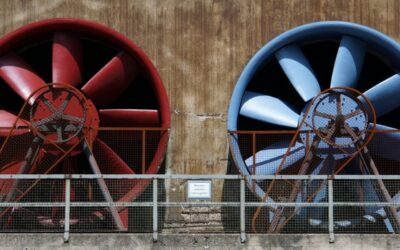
[368,123,400,161]
[375,193,400,233]
[309,160,331,203]
[240,91,300,128]
[295,192,304,216]
[306,159,337,222]
[331,36,366,88]
[276,44,321,102]
[363,74,400,117]
[244,140,304,175]
[363,179,381,214]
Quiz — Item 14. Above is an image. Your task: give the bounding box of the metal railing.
[0,174,399,243]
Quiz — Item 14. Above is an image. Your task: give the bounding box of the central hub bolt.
[298,88,371,160]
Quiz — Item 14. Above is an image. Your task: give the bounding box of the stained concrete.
[0,234,399,250]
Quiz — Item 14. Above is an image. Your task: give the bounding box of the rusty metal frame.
[0,83,170,228]
[227,87,393,233]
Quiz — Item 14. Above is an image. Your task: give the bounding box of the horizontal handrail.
[0,174,399,180]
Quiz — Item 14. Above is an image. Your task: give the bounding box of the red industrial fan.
[0,19,170,231]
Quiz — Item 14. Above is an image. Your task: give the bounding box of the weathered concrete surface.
[0,234,399,250]
[1,0,399,182]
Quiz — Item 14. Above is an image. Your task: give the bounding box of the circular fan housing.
[228,21,400,233]
[0,18,170,230]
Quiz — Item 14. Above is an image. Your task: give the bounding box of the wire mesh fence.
[0,125,169,240]
[228,128,400,241]
[0,175,398,243]
[0,127,400,243]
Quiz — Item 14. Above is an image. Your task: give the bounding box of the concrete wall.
[1,0,398,177]
[0,234,399,250]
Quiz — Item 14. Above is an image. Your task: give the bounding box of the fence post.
[63,177,71,243]
[328,177,334,243]
[153,178,158,242]
[240,177,246,243]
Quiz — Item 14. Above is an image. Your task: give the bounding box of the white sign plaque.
[187,180,212,200]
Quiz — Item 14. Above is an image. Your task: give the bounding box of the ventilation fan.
[0,19,170,231]
[227,21,400,233]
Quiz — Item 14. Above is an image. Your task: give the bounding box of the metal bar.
[330,175,400,180]
[153,178,158,242]
[252,132,256,191]
[1,174,400,180]
[0,174,237,179]
[64,178,71,243]
[0,201,398,208]
[82,140,127,231]
[96,127,169,131]
[0,202,316,207]
[328,179,334,243]
[0,203,66,207]
[228,130,297,135]
[240,178,246,243]
[142,130,146,174]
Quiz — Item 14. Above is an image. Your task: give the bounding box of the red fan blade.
[0,161,23,197]
[0,53,46,104]
[52,32,82,86]
[93,138,135,174]
[99,109,160,127]
[93,138,134,230]
[81,51,139,107]
[94,138,147,204]
[0,110,29,136]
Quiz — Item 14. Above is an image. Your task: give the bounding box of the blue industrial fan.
[227,21,400,233]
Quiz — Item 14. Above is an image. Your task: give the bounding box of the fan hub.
[335,114,345,125]
[299,88,370,159]
[30,84,99,145]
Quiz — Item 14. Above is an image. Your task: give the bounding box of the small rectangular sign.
[187,180,212,200]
